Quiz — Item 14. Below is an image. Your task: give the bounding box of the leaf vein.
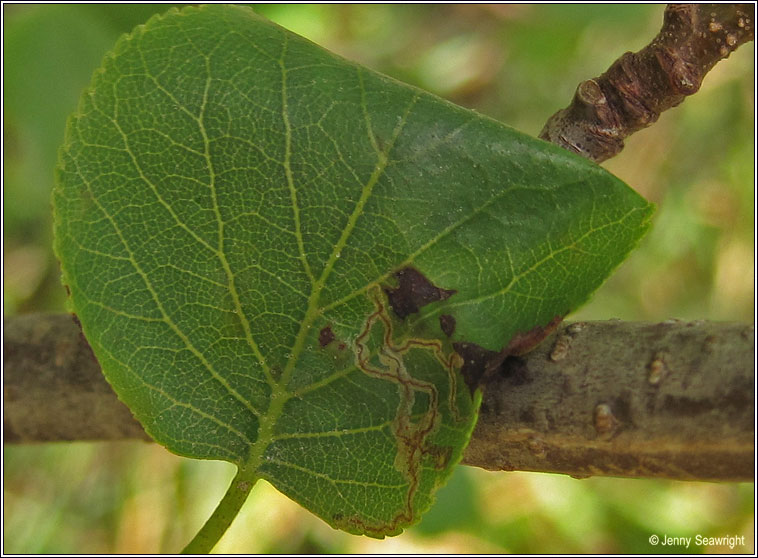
[68,150,262,421]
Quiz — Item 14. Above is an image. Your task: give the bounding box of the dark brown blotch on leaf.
[318,325,335,347]
[439,314,456,337]
[453,315,564,393]
[453,341,506,395]
[384,267,456,319]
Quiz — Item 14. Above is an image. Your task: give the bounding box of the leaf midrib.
[238,65,423,476]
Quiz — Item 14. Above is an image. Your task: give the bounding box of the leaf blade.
[53,4,652,537]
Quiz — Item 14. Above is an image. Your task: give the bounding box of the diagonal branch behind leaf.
[540,3,754,163]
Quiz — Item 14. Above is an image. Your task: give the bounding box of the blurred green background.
[3,4,754,553]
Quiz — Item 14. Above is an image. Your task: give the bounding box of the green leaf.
[53,4,653,540]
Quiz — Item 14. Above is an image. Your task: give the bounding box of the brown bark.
[465,319,754,482]
[4,313,753,482]
[3,313,150,443]
[540,4,754,162]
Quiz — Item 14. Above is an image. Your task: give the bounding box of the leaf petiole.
[181,467,259,554]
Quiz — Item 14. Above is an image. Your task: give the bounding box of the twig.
[540,4,754,162]
[4,314,753,481]
[464,319,754,482]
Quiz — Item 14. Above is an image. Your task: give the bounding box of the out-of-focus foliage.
[3,4,753,554]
